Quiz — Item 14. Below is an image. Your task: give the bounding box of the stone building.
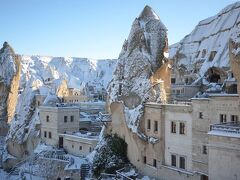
[208,122,240,180]
[40,105,80,147]
[108,93,240,180]
[63,88,89,103]
[59,132,98,157]
[39,104,99,157]
[171,84,200,101]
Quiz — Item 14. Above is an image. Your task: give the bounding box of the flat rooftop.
[60,131,100,141]
[40,103,79,109]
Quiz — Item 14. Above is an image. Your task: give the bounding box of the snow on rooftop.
[208,130,240,138]
[64,154,87,170]
[34,143,54,154]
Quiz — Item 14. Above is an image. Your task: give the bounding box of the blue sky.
[0,0,238,59]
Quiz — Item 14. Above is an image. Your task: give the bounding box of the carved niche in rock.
[122,92,141,109]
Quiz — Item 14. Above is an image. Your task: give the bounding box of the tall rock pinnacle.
[139,5,160,20]
[108,6,170,136]
[0,42,20,129]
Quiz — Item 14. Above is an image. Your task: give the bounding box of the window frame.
[171,154,177,167]
[171,121,176,134]
[70,115,74,122]
[171,78,176,84]
[143,156,146,164]
[48,132,52,139]
[220,114,227,123]
[179,156,186,169]
[44,131,47,138]
[46,115,49,122]
[154,121,158,132]
[179,122,186,135]
[153,159,157,168]
[202,145,207,155]
[231,115,238,122]
[147,119,151,130]
[64,116,68,123]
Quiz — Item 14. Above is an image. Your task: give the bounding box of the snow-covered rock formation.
[106,5,170,175]
[229,30,240,93]
[0,42,20,135]
[0,43,117,168]
[169,2,240,84]
[108,5,169,141]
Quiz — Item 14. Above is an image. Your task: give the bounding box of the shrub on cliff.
[92,134,128,176]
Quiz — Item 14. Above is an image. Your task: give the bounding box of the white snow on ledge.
[208,130,240,138]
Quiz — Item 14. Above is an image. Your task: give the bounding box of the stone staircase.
[80,163,90,179]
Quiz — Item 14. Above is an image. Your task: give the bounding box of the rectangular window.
[179,156,186,169]
[70,115,74,122]
[202,145,207,154]
[64,116,68,123]
[72,144,74,148]
[48,132,52,139]
[79,146,82,150]
[220,114,227,123]
[46,115,49,122]
[199,112,203,119]
[231,115,238,122]
[181,88,184,94]
[179,122,185,135]
[171,121,176,133]
[89,147,92,152]
[147,119,151,130]
[143,156,146,164]
[153,159,157,168]
[171,78,176,84]
[118,84,122,96]
[44,131,47,138]
[154,121,158,132]
[176,90,180,95]
[171,154,176,167]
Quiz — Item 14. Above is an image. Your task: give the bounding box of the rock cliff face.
[108,5,170,140]
[169,2,240,84]
[0,42,20,135]
[229,30,240,93]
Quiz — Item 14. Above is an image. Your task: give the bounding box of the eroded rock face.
[108,5,169,136]
[229,31,240,94]
[169,2,240,84]
[0,42,20,135]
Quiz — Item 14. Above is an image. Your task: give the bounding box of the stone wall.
[208,135,240,180]
[62,134,98,157]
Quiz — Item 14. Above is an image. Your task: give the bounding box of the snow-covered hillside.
[0,47,117,165]
[169,2,240,79]
[7,55,116,142]
[20,55,116,90]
